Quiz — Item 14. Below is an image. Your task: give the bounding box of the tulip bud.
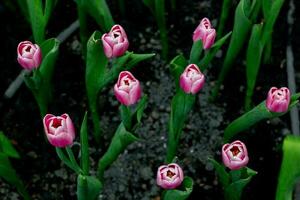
[43,114,76,148]
[193,18,216,49]
[17,41,42,70]
[222,140,249,170]
[101,25,129,58]
[156,163,184,189]
[114,71,141,106]
[179,64,205,94]
[266,87,290,113]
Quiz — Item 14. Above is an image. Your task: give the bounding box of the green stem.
[66,147,82,174]
[166,136,179,163]
[77,175,88,200]
[217,0,232,39]
[155,0,168,60]
[77,5,89,59]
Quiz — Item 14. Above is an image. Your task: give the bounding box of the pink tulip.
[43,114,75,148]
[114,71,141,106]
[193,18,216,49]
[17,41,42,70]
[179,64,205,94]
[266,87,290,113]
[156,163,184,189]
[102,25,129,58]
[222,140,249,170]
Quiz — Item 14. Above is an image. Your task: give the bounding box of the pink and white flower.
[43,114,75,148]
[156,163,184,189]
[193,18,216,50]
[179,64,205,94]
[102,25,129,58]
[114,71,141,106]
[17,41,42,70]
[222,140,249,170]
[266,87,290,113]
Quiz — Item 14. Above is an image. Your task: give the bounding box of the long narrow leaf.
[80,113,89,175]
[212,0,258,99]
[276,136,300,200]
[224,93,300,142]
[245,24,263,110]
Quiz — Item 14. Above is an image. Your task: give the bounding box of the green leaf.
[44,0,57,25]
[245,24,264,111]
[77,174,102,200]
[189,40,203,64]
[26,0,45,44]
[212,0,259,100]
[217,0,234,38]
[169,54,188,91]
[97,123,138,181]
[129,95,148,131]
[125,52,156,70]
[198,31,232,71]
[55,148,81,174]
[0,153,31,200]
[80,113,89,175]
[224,93,300,142]
[154,0,168,59]
[86,31,108,141]
[23,38,60,117]
[78,0,114,32]
[209,158,230,187]
[0,132,20,158]
[276,135,300,200]
[260,0,284,46]
[164,176,194,200]
[120,105,132,131]
[224,167,257,200]
[134,95,148,124]
[39,38,60,83]
[166,90,196,162]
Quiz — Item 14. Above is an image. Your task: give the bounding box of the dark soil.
[0,0,298,199]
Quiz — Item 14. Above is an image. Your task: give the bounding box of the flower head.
[266,87,290,113]
[17,41,42,70]
[43,114,75,147]
[102,25,129,58]
[156,163,184,189]
[222,140,249,170]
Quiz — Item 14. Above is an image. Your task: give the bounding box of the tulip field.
[0,0,300,200]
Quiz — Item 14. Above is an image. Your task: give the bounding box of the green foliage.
[85,31,154,142]
[276,136,300,200]
[76,0,114,32]
[80,113,89,176]
[26,0,57,44]
[170,55,188,91]
[210,158,257,200]
[163,176,194,200]
[224,93,300,142]
[198,31,232,71]
[189,40,203,64]
[212,0,260,100]
[143,0,168,59]
[0,132,30,200]
[97,123,138,181]
[224,167,257,200]
[217,0,234,38]
[166,90,196,162]
[245,24,263,110]
[24,38,60,117]
[77,174,102,200]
